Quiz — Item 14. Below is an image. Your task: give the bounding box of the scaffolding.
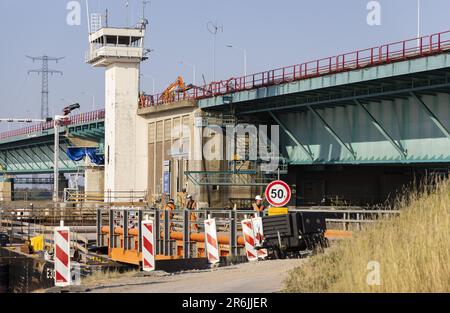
[187,112,288,186]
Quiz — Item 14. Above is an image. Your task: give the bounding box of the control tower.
[86,27,148,201]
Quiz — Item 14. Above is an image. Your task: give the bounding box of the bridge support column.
[57,173,68,198]
[84,166,105,202]
[0,179,13,202]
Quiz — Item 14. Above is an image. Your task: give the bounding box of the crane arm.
[160,76,195,103]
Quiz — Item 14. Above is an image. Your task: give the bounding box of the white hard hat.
[187,194,192,199]
[255,195,262,201]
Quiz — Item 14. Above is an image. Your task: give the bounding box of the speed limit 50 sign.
[265,180,291,207]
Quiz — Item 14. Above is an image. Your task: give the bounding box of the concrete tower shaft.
[87,27,148,201]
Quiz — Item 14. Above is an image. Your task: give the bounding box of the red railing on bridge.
[0,109,105,141]
[139,30,450,108]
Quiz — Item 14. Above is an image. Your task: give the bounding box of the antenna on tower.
[26,55,65,119]
[86,0,91,34]
[138,1,150,30]
[125,0,129,27]
[105,8,109,27]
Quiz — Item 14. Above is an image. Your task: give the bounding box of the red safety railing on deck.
[139,30,450,108]
[0,109,105,141]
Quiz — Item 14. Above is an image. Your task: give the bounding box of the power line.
[26,55,65,119]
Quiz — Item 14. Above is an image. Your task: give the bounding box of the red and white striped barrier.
[241,219,258,262]
[251,217,268,259]
[204,217,220,264]
[54,224,71,287]
[141,219,156,272]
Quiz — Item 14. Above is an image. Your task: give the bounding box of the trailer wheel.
[274,248,287,260]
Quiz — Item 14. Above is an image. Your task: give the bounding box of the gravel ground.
[80,258,306,293]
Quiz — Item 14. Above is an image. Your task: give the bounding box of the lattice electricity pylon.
[26,55,65,119]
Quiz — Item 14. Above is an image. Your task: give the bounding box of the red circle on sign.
[265,180,291,207]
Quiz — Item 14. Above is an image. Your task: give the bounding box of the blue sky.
[1,0,450,131]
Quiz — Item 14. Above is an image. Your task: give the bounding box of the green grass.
[284,179,450,293]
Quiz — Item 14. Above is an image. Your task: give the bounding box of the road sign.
[268,207,289,216]
[54,226,71,287]
[265,180,291,207]
[251,217,268,259]
[241,219,258,262]
[141,219,155,272]
[204,217,220,264]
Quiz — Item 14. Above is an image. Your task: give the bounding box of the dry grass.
[284,179,450,293]
[81,268,139,285]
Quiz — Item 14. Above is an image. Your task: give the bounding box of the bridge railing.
[0,109,105,141]
[139,30,450,108]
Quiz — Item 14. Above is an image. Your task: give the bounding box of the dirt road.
[82,259,305,293]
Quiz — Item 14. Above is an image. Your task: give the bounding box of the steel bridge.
[142,30,450,166]
[0,110,105,175]
[3,30,450,180]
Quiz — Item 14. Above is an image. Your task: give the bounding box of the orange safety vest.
[252,202,265,212]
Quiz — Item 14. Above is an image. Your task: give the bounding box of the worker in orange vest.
[139,92,146,107]
[186,194,199,232]
[252,195,265,216]
[162,199,175,230]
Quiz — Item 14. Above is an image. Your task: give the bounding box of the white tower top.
[86,27,146,67]
[87,26,149,202]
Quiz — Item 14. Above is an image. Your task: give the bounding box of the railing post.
[138,209,143,253]
[438,34,442,52]
[386,45,390,62]
[154,208,161,255]
[403,41,406,59]
[163,210,170,256]
[357,213,360,231]
[109,209,114,249]
[123,210,128,250]
[96,206,102,246]
[230,210,237,257]
[183,209,190,259]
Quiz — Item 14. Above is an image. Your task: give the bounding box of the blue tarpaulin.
[66,147,104,165]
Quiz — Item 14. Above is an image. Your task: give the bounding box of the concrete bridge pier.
[57,173,69,197]
[84,165,105,201]
[0,179,13,202]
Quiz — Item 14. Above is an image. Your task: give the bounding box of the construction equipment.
[160,76,194,103]
[260,212,329,259]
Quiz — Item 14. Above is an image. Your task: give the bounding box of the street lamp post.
[53,103,80,202]
[226,44,247,77]
[207,21,223,82]
[180,61,196,85]
[141,74,156,95]
[81,92,95,110]
[417,0,421,47]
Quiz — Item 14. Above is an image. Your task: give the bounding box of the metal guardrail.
[140,30,450,107]
[96,207,258,259]
[64,189,148,204]
[292,208,400,231]
[0,203,402,265]
[0,109,105,141]
[95,206,401,262]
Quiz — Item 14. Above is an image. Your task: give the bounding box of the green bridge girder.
[199,53,450,165]
[0,120,104,174]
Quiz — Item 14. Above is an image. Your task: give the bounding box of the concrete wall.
[85,166,105,195]
[140,103,257,208]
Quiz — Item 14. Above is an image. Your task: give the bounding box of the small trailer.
[260,212,329,259]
